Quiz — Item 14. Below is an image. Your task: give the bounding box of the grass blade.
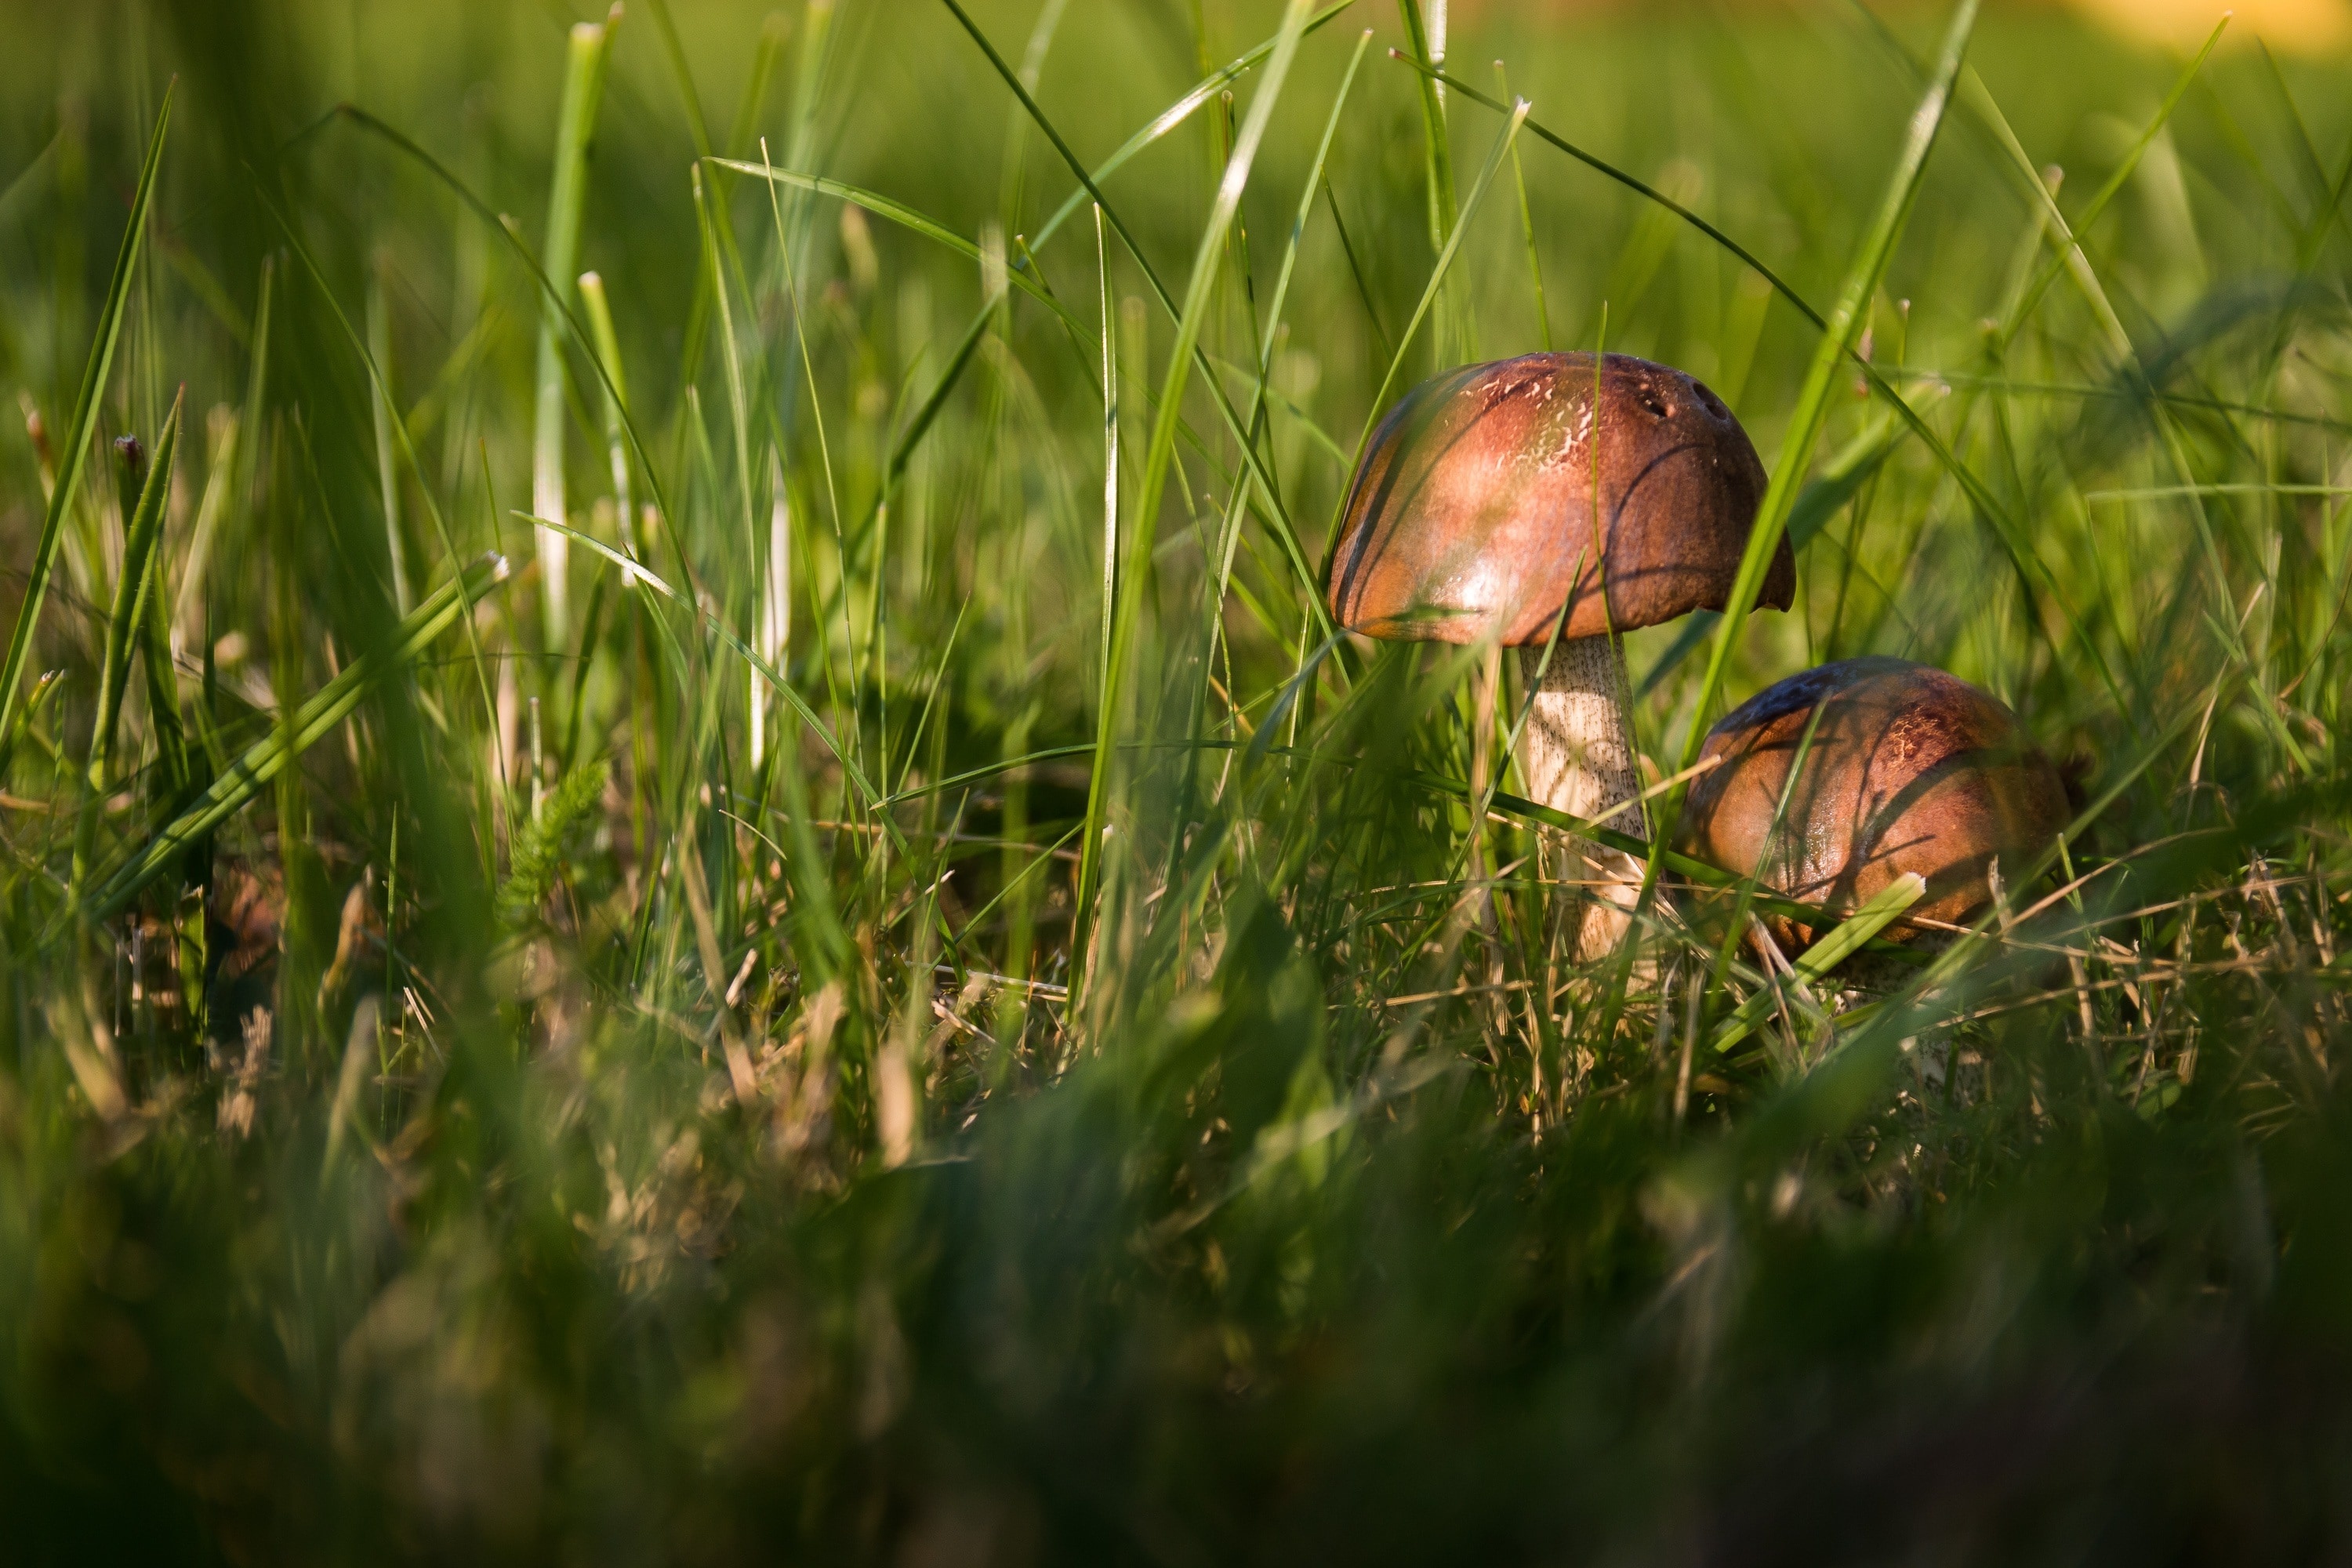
[1069,0,1317,1007]
[71,393,187,906]
[1496,62,1551,351]
[0,82,172,769]
[1672,0,1977,780]
[367,261,413,615]
[1710,873,1926,1055]
[532,8,618,646]
[1396,0,1456,253]
[1095,204,1119,739]
[1025,1,1362,254]
[577,270,639,578]
[85,390,184,796]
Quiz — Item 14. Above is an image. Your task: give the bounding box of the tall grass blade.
[136,441,192,811]
[1070,0,1316,1007]
[532,7,619,647]
[85,391,183,797]
[0,82,172,770]
[1095,204,1120,730]
[577,270,639,579]
[1026,1,1361,253]
[366,260,413,615]
[1496,62,1551,351]
[172,405,239,649]
[1395,0,1463,359]
[1396,1,1454,249]
[1671,0,1978,782]
[755,448,789,769]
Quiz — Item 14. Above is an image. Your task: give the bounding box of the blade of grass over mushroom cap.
[1697,698,1834,1011]
[1710,873,1926,1058]
[1660,0,1980,851]
[1409,771,1904,953]
[1069,0,1317,1010]
[1698,662,2243,1189]
[0,82,171,769]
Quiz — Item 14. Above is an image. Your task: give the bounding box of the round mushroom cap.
[1676,657,2071,942]
[1327,352,1793,645]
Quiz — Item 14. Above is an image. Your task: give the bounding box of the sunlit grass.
[1,0,2349,1556]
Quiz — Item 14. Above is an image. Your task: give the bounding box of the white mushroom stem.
[1518,637,1648,960]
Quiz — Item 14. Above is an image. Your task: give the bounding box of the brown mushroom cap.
[1326,352,1793,644]
[1676,657,2071,941]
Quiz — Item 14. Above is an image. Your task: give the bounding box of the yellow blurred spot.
[2067,0,2352,53]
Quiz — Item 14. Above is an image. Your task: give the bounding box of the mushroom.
[1327,351,1793,959]
[1676,656,2071,956]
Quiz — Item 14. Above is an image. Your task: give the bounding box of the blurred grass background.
[1,0,2350,1560]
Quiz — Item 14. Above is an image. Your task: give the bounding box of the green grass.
[2,0,2350,1558]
